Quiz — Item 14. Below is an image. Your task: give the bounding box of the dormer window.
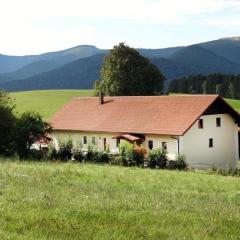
[198,119,203,129]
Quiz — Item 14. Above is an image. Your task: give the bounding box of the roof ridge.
[73,94,219,99]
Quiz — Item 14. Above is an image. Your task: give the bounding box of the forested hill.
[168,74,240,99]
[1,37,240,91]
[0,54,105,91]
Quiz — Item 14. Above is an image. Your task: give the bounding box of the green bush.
[109,155,122,166]
[84,145,110,164]
[94,151,110,164]
[73,149,84,162]
[167,160,179,170]
[47,145,58,160]
[167,154,187,170]
[85,145,96,162]
[119,142,144,167]
[148,148,168,169]
[58,139,73,161]
[211,167,239,176]
[28,149,45,161]
[176,154,187,170]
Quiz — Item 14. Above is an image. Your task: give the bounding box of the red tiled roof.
[50,95,234,136]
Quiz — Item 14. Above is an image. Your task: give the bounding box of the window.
[216,117,221,127]
[209,138,213,148]
[103,138,107,151]
[92,137,96,145]
[116,138,120,147]
[198,119,203,129]
[83,136,87,144]
[162,142,167,150]
[148,140,153,150]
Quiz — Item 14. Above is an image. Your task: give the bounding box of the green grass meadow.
[3,91,240,239]
[226,98,240,112]
[0,161,239,240]
[10,90,240,121]
[10,90,93,120]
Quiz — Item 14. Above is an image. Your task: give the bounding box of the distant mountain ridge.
[0,45,106,74]
[1,37,240,91]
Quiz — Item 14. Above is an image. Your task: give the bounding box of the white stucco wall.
[180,113,238,169]
[52,113,238,169]
[52,131,120,153]
[52,131,178,158]
[53,131,177,156]
[143,135,178,160]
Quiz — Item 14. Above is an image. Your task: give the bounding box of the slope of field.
[0,161,239,239]
[10,90,93,120]
[226,98,240,112]
[10,90,240,120]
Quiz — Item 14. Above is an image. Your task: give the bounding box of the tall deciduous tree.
[95,43,165,96]
[0,91,16,156]
[15,111,52,159]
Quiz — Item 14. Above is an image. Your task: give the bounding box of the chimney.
[99,92,104,105]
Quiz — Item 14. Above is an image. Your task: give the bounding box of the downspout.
[177,138,180,155]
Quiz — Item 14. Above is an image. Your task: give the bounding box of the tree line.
[168,73,240,99]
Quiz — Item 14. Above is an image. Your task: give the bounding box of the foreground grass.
[0,161,239,239]
[10,90,93,120]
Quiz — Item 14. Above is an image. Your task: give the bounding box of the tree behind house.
[94,43,165,96]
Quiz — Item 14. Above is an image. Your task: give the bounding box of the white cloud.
[200,15,240,27]
[0,0,240,54]
[1,0,240,24]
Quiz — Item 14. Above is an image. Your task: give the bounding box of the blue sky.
[0,0,240,55]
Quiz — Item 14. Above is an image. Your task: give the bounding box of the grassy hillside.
[0,161,239,239]
[10,90,93,120]
[226,98,240,111]
[10,90,240,120]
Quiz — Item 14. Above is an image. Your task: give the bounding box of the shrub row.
[47,140,111,164]
[30,140,187,171]
[148,148,187,170]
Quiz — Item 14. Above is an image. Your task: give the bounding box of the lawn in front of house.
[0,160,239,240]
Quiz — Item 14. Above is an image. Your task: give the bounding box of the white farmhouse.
[50,95,240,169]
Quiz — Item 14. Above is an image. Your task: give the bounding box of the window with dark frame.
[92,137,96,145]
[148,140,153,150]
[103,138,107,151]
[209,138,213,148]
[216,117,221,127]
[198,119,203,129]
[83,136,87,144]
[162,142,167,150]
